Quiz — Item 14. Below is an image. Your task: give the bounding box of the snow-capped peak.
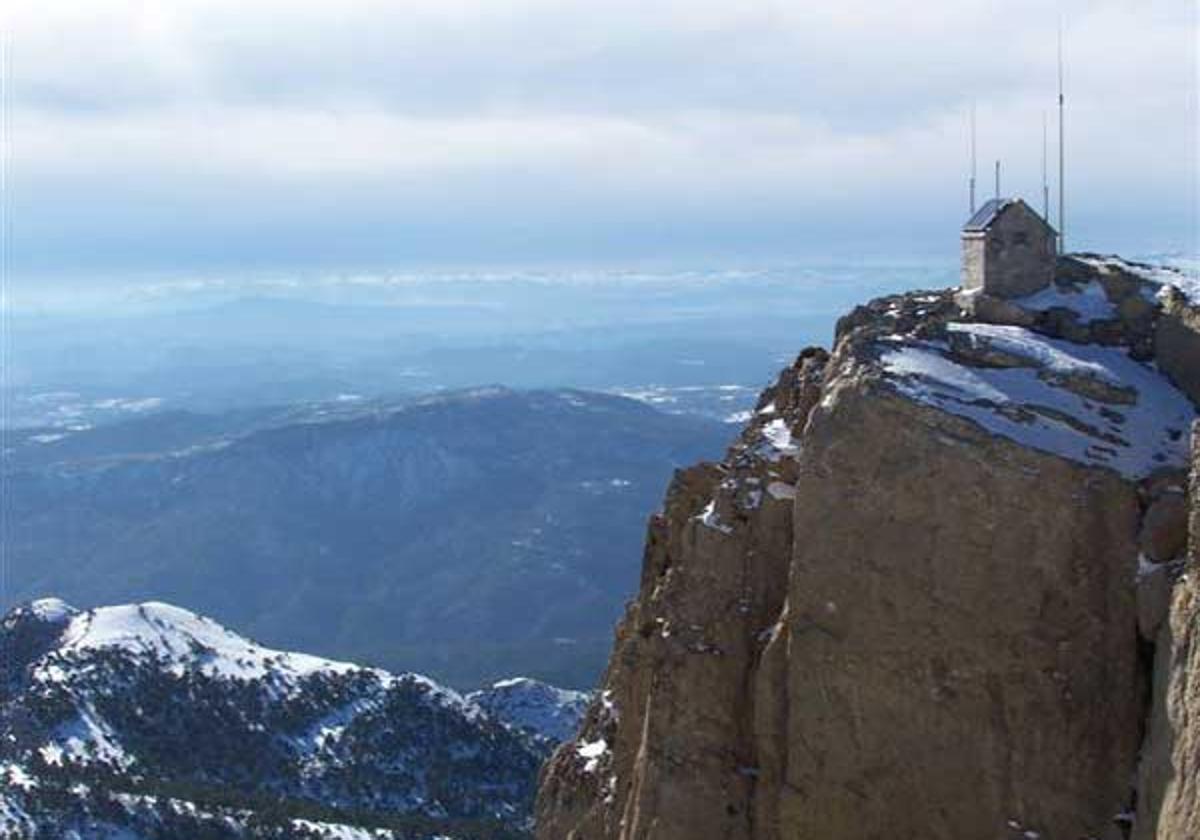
[38,600,360,684]
[2,598,564,839]
[25,598,77,624]
[468,676,590,743]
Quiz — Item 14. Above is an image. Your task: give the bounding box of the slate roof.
[963,198,1013,232]
[963,198,1056,234]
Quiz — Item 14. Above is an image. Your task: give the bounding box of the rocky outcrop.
[759,366,1142,840]
[1133,423,1200,840]
[1156,288,1200,407]
[538,259,1200,840]
[536,347,830,840]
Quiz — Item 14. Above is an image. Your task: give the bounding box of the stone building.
[961,198,1057,298]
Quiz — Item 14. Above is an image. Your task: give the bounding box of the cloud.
[4,0,1197,276]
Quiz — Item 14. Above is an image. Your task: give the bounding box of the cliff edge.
[537,256,1199,840]
[1133,422,1200,840]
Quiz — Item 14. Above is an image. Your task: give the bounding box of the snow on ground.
[696,499,734,535]
[292,819,399,839]
[760,418,800,460]
[1078,255,1200,305]
[611,384,759,422]
[53,700,130,768]
[48,602,362,682]
[295,694,387,771]
[5,598,543,838]
[767,481,797,501]
[948,323,1125,387]
[880,324,1194,479]
[467,677,590,743]
[576,737,608,773]
[1015,281,1115,322]
[27,597,75,623]
[6,766,35,789]
[27,599,481,740]
[0,787,33,836]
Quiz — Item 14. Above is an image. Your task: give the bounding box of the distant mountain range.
[4,388,730,688]
[0,598,588,840]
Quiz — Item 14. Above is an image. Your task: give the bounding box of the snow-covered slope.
[1076,253,1200,305]
[41,599,361,682]
[880,322,1193,478]
[468,679,590,744]
[868,255,1197,480]
[0,598,575,840]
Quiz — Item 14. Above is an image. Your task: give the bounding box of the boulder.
[1118,293,1157,324]
[1056,254,1101,285]
[1098,266,1145,303]
[955,288,1038,328]
[1140,493,1189,563]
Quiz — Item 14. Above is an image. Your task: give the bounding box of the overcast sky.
[6,0,1198,281]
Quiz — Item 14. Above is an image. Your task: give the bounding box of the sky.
[4,0,1198,287]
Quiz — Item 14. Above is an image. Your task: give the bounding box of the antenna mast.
[994,160,1001,200]
[1057,18,1066,253]
[1042,111,1050,221]
[969,102,977,214]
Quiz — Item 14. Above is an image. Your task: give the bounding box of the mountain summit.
[537,255,1200,840]
[0,598,586,839]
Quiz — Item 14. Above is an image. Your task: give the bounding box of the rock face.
[765,373,1143,840]
[537,259,1200,840]
[1134,423,1200,840]
[1156,288,1200,407]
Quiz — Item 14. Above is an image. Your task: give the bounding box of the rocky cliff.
[537,256,1199,840]
[1133,422,1200,840]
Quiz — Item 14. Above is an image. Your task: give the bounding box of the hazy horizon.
[6,0,1197,290]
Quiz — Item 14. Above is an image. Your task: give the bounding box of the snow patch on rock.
[880,324,1194,478]
[696,500,734,535]
[1015,281,1116,323]
[1078,254,1200,305]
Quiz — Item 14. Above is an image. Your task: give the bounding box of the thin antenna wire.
[969,102,977,214]
[1,14,10,696]
[1058,16,1066,253]
[1042,111,1050,221]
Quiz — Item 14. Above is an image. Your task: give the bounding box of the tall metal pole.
[1042,111,1050,221]
[969,102,977,214]
[1058,19,1066,253]
[995,160,1001,200]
